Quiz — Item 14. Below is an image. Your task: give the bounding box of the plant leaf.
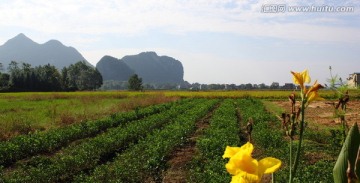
[333,123,360,183]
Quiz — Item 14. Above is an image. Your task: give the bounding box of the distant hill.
[0,34,185,85]
[122,52,184,83]
[96,52,184,84]
[96,55,134,81]
[0,33,90,69]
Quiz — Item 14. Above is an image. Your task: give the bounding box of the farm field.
[271,100,360,127]
[0,90,359,182]
[0,92,178,140]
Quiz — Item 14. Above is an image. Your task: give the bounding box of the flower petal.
[231,172,260,183]
[226,160,240,175]
[225,142,257,175]
[291,69,311,90]
[227,151,258,175]
[223,142,253,159]
[258,157,282,174]
[223,146,242,159]
[230,174,243,183]
[307,91,324,105]
[291,71,302,86]
[306,80,324,95]
[239,142,254,155]
[301,69,311,84]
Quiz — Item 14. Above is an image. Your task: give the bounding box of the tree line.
[0,61,102,92]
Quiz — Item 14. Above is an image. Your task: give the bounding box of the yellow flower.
[291,70,324,105]
[304,80,324,106]
[223,142,282,183]
[291,69,311,90]
[305,80,322,94]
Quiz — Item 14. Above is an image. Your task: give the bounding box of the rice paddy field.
[0,90,359,182]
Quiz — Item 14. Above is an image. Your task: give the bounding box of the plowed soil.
[272,100,360,127]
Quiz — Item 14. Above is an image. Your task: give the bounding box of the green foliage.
[0,61,103,91]
[330,128,345,149]
[238,99,284,149]
[333,123,360,183]
[189,99,240,183]
[304,126,330,144]
[0,72,10,90]
[128,74,143,91]
[1,95,356,182]
[66,61,103,91]
[294,160,334,183]
[327,66,351,101]
[0,101,176,166]
[75,99,218,182]
[3,99,200,182]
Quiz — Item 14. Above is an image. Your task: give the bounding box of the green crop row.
[237,98,337,182]
[2,99,198,182]
[0,99,184,167]
[188,99,241,183]
[237,98,284,150]
[74,99,219,183]
[237,98,288,181]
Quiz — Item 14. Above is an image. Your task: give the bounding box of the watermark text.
[261,4,354,13]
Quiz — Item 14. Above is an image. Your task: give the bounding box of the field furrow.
[161,100,221,182]
[73,99,219,183]
[188,99,242,183]
[0,92,355,182]
[1,99,200,182]
[0,100,181,167]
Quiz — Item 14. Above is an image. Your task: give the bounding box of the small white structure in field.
[347,73,360,88]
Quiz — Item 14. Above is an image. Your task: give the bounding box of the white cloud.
[0,0,359,85]
[0,0,359,43]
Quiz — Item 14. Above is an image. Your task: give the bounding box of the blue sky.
[0,0,359,85]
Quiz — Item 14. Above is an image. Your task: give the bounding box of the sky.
[0,0,359,85]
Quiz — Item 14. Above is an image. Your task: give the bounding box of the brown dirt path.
[161,103,220,183]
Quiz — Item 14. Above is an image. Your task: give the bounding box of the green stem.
[341,117,346,143]
[289,138,292,183]
[291,99,306,181]
[272,173,275,183]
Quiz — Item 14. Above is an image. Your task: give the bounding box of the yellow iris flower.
[291,70,324,106]
[223,142,282,183]
[305,80,324,105]
[291,69,311,91]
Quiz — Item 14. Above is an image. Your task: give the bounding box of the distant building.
[347,73,360,88]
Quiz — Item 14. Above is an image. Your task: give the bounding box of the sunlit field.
[0,91,177,139]
[163,89,360,99]
[1,89,360,139]
[0,90,359,182]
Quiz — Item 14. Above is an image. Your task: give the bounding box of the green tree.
[0,73,10,89]
[31,64,62,91]
[66,61,103,91]
[61,67,70,91]
[128,74,143,91]
[2,61,102,91]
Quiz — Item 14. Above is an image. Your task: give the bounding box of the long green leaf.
[333,123,360,183]
[356,147,360,179]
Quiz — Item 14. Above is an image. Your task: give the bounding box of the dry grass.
[0,92,178,140]
[163,89,360,99]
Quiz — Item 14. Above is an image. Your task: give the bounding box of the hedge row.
[237,98,284,150]
[2,99,198,182]
[237,98,287,181]
[188,99,241,183]
[0,99,183,166]
[74,99,219,183]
